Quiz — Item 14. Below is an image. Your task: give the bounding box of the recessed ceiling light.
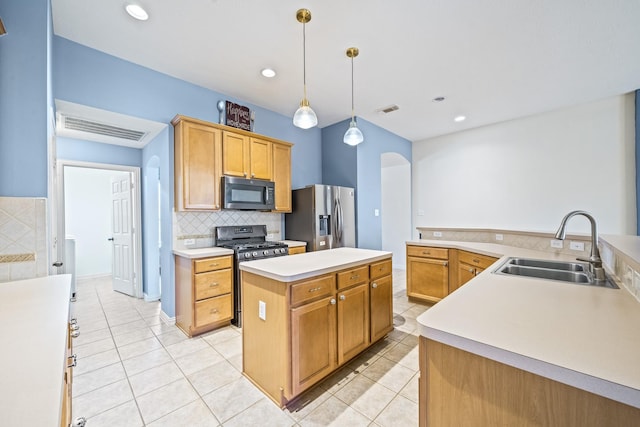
[125,4,149,21]
[261,68,276,78]
[454,115,466,122]
[432,96,445,102]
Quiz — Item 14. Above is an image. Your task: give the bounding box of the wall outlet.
[266,233,274,240]
[433,231,442,237]
[495,234,503,241]
[569,241,585,251]
[550,239,563,249]
[374,209,380,217]
[184,238,195,246]
[258,300,266,321]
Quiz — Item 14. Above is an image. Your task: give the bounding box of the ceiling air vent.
[377,104,399,114]
[63,116,146,142]
[55,100,166,149]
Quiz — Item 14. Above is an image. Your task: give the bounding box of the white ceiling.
[51,0,640,142]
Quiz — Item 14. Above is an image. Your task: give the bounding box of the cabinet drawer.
[194,268,232,300]
[291,274,335,306]
[194,256,232,273]
[288,246,306,255]
[458,250,498,269]
[407,245,448,260]
[195,294,232,327]
[370,259,392,280]
[337,265,369,290]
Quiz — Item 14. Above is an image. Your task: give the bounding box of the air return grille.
[63,117,146,142]
[377,104,399,114]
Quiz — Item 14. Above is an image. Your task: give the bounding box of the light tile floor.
[71,269,430,426]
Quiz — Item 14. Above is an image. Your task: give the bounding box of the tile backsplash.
[0,197,48,282]
[173,210,283,250]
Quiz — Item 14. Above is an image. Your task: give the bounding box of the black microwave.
[222,176,275,210]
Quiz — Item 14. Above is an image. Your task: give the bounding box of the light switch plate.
[495,234,503,241]
[258,301,266,321]
[433,231,442,237]
[569,241,585,251]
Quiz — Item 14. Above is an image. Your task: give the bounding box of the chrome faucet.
[554,210,605,281]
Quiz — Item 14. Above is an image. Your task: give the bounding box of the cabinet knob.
[443,261,448,267]
[251,173,255,178]
[67,354,77,368]
[72,417,87,427]
[468,268,474,273]
[330,298,336,305]
[372,282,378,289]
[244,172,247,177]
[71,330,80,338]
[339,295,346,301]
[69,318,78,325]
[70,323,80,331]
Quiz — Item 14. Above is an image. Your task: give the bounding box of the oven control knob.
[252,251,258,257]
[263,250,269,255]
[244,253,251,259]
[281,248,287,254]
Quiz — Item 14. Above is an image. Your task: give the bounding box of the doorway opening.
[381,152,411,269]
[56,160,144,299]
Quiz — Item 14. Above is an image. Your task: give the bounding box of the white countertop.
[280,240,306,248]
[173,247,234,258]
[412,239,640,408]
[0,274,72,425]
[239,247,392,282]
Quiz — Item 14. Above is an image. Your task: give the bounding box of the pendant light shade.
[344,47,363,145]
[293,9,317,129]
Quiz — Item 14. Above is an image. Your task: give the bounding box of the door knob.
[107,237,114,241]
[52,261,63,267]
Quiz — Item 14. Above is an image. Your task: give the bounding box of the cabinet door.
[453,263,476,292]
[407,256,449,302]
[272,142,292,212]
[337,283,370,365]
[249,137,272,180]
[370,275,393,343]
[222,131,248,177]
[178,122,221,210]
[291,295,337,396]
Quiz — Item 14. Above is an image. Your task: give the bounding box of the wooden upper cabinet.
[272,142,292,212]
[222,132,272,180]
[173,117,222,211]
[222,131,248,178]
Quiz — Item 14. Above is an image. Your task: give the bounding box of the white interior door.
[111,174,135,296]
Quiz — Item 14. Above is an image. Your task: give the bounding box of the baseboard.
[160,310,176,325]
[77,273,111,281]
[144,292,161,302]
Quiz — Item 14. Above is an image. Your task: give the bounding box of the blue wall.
[0,0,50,197]
[53,36,322,317]
[322,117,412,250]
[57,137,143,167]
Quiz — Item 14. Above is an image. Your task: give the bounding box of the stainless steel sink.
[494,257,618,288]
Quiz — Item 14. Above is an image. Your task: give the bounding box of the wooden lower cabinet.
[419,337,640,426]
[242,257,393,407]
[288,245,306,255]
[452,250,499,292]
[175,254,233,337]
[291,295,337,396]
[407,245,449,303]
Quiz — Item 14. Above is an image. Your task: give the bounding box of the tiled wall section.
[173,210,283,250]
[416,227,592,257]
[600,241,640,302]
[0,197,48,282]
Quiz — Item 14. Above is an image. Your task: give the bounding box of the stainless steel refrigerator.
[285,184,356,251]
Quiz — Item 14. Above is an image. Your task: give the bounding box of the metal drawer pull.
[308,286,322,293]
[209,308,219,314]
[423,251,431,255]
[208,263,219,267]
[372,282,378,288]
[350,274,359,280]
[473,259,480,263]
[68,354,77,368]
[339,295,346,301]
[71,330,80,338]
[209,283,219,287]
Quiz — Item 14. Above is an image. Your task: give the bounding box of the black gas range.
[214,225,289,326]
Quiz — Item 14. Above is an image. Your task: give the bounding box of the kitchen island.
[412,239,640,426]
[0,274,73,426]
[238,247,393,407]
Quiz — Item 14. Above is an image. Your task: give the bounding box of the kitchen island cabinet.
[412,239,640,426]
[0,275,77,427]
[239,248,392,407]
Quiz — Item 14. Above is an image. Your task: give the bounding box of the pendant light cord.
[351,55,355,119]
[302,20,307,100]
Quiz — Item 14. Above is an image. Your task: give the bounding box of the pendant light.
[293,9,318,129]
[343,47,364,146]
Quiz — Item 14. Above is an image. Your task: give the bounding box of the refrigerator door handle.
[335,197,343,244]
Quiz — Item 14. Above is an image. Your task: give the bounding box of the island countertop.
[0,274,72,426]
[412,239,640,409]
[239,247,392,282]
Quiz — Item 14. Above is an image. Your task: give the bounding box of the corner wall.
[412,94,637,236]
